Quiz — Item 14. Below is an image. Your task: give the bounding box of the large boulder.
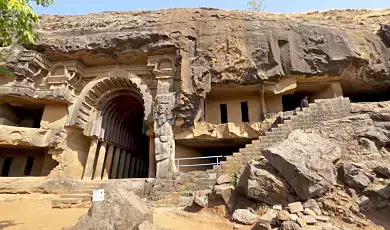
[263,130,340,200]
[340,164,372,189]
[237,160,291,205]
[69,185,152,230]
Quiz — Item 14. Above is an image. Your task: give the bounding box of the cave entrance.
[282,91,315,112]
[345,90,390,103]
[84,90,149,180]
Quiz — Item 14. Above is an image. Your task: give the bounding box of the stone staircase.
[52,181,109,209]
[214,97,352,176]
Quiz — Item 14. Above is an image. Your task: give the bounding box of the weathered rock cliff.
[34,8,390,89]
[5,8,390,127]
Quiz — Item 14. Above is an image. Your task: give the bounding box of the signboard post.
[92,189,104,202]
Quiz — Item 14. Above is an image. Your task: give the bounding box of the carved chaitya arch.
[66,68,153,134]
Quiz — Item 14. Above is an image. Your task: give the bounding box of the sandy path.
[0,195,87,230]
[153,207,253,230]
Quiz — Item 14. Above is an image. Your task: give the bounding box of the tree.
[247,0,265,12]
[0,0,54,76]
[0,0,54,46]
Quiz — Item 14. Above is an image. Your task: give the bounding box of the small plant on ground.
[230,173,237,185]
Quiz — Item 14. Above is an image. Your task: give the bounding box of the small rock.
[259,209,277,225]
[357,195,370,206]
[303,199,321,215]
[369,184,390,199]
[374,166,390,178]
[253,222,272,230]
[297,212,304,218]
[289,214,298,221]
[277,210,291,222]
[315,215,330,222]
[232,209,258,225]
[342,217,354,224]
[281,221,302,230]
[340,163,371,189]
[272,204,282,210]
[217,174,231,184]
[233,224,240,229]
[297,218,307,227]
[194,190,209,208]
[304,208,317,216]
[288,202,304,213]
[346,188,357,197]
[302,215,317,225]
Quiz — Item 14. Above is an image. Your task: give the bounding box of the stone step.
[60,193,92,200]
[70,188,94,194]
[52,201,92,209]
[52,197,83,205]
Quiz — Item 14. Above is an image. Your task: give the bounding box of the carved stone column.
[149,55,177,179]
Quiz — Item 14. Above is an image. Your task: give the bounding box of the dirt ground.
[0,194,386,230]
[0,195,248,230]
[0,194,87,230]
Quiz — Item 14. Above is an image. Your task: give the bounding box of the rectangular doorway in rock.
[175,138,253,173]
[0,147,57,177]
[282,91,314,112]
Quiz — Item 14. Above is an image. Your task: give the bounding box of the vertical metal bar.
[217,157,219,165]
[177,159,180,171]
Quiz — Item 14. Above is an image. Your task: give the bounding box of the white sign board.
[92,189,104,202]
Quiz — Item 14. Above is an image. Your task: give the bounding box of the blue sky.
[33,0,389,15]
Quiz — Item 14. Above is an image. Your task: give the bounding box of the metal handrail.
[175,155,231,171]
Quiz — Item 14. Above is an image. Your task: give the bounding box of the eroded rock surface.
[237,160,291,205]
[263,130,339,200]
[69,186,152,230]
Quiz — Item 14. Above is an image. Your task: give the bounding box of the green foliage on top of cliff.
[0,0,54,46]
[0,0,53,76]
[247,0,264,12]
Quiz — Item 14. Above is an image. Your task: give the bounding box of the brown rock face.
[5,9,390,127]
[34,9,389,84]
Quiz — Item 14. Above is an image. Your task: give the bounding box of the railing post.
[217,157,219,165]
[177,159,180,171]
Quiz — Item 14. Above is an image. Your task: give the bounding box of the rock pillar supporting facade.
[82,138,99,180]
[123,152,131,178]
[146,127,156,178]
[117,149,127,179]
[93,141,107,180]
[111,147,121,179]
[102,144,115,179]
[260,83,267,120]
[154,92,176,178]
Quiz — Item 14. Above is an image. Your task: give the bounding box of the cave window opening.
[23,156,35,176]
[1,157,13,177]
[0,103,44,128]
[241,101,249,122]
[220,104,228,124]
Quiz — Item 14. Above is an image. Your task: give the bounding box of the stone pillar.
[260,83,267,121]
[102,143,115,179]
[30,155,44,176]
[9,156,26,177]
[117,149,127,179]
[93,141,107,180]
[0,156,4,175]
[154,93,175,178]
[129,154,136,178]
[40,152,56,176]
[83,138,99,180]
[111,147,121,179]
[146,127,155,178]
[123,152,131,178]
